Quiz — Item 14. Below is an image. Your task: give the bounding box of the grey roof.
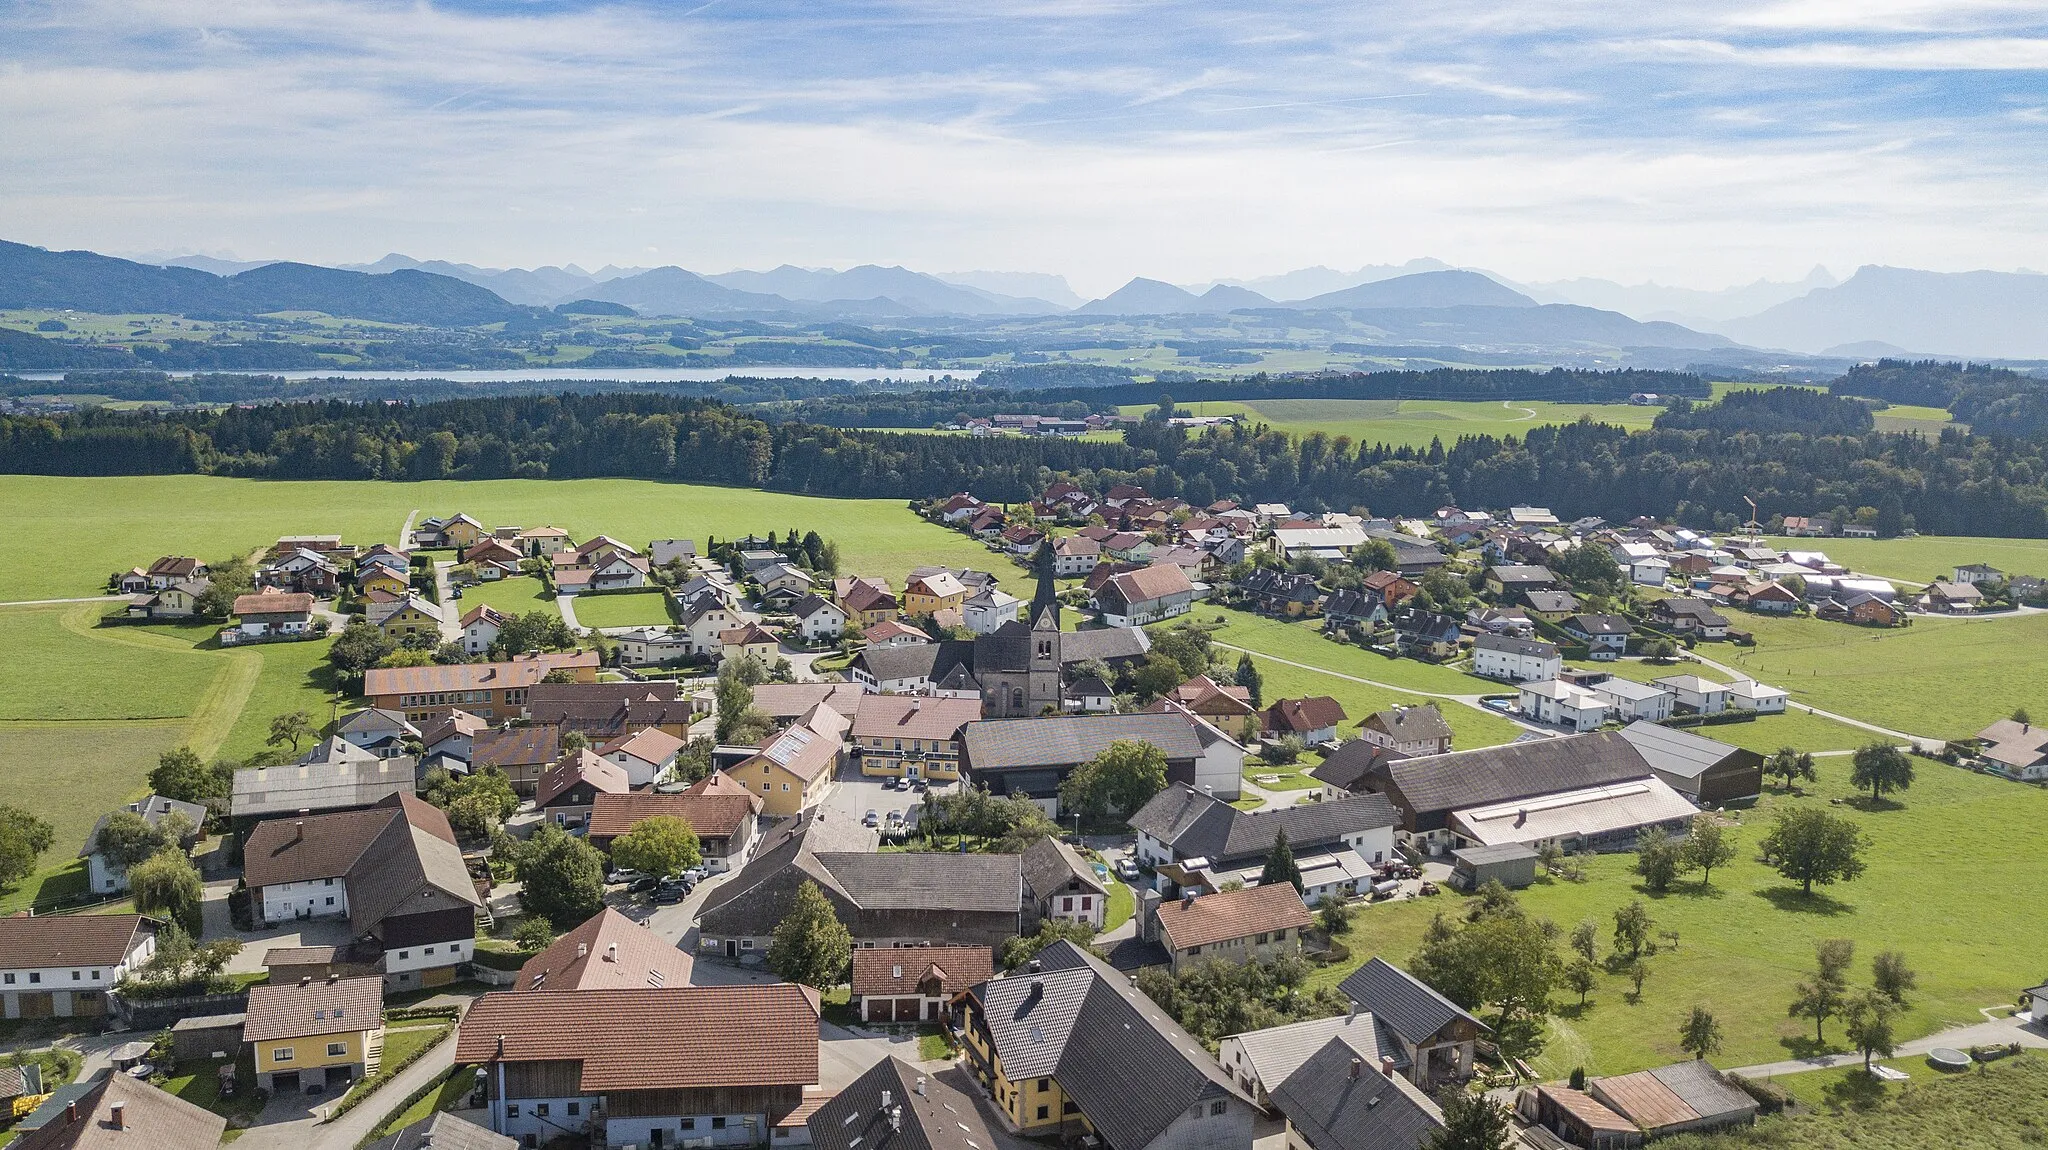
[814,853,1021,912]
[1058,625,1152,665]
[1472,634,1560,658]
[1617,721,1747,782]
[1336,958,1489,1045]
[1652,598,1729,623]
[1363,705,1451,743]
[1489,565,1556,584]
[807,1057,999,1150]
[1370,731,1653,818]
[972,941,1245,1150]
[348,819,483,937]
[1645,1061,1758,1124]
[1269,1038,1443,1150]
[1522,590,1580,613]
[369,1113,516,1150]
[1309,744,1408,794]
[1562,614,1633,636]
[1226,1011,1406,1092]
[231,755,416,819]
[1022,837,1107,904]
[79,795,207,858]
[791,592,843,620]
[1450,843,1540,866]
[853,640,975,684]
[962,712,1204,773]
[1128,784,1397,865]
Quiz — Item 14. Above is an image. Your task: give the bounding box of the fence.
[112,989,249,1030]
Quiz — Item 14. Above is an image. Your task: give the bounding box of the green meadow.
[1765,533,2048,584]
[1120,397,1663,449]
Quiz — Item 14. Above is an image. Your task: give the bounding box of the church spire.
[1029,539,1060,630]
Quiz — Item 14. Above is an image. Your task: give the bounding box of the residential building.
[674,592,738,655]
[1391,610,1462,659]
[755,563,816,605]
[837,579,902,630]
[1335,958,1488,1089]
[1269,1038,1444,1150]
[1652,675,1730,715]
[1359,705,1451,757]
[598,727,685,786]
[587,789,761,870]
[525,682,696,741]
[1521,590,1581,619]
[78,795,205,894]
[903,571,968,617]
[1052,535,1101,576]
[850,947,994,1025]
[1470,635,1563,683]
[1130,784,1397,904]
[961,711,1232,815]
[1217,1012,1404,1110]
[245,975,384,1093]
[1307,743,1408,804]
[1924,580,1986,614]
[1519,680,1609,732]
[123,578,212,620]
[9,1071,225,1150]
[1320,588,1388,631]
[455,984,820,1150]
[609,626,695,668]
[1559,615,1632,659]
[1484,565,1557,598]
[1361,570,1419,606]
[1152,675,1257,724]
[727,709,847,818]
[240,793,482,988]
[1094,564,1196,627]
[143,555,207,589]
[1975,718,2048,782]
[447,726,564,796]
[231,590,316,640]
[374,593,444,641]
[1150,884,1313,974]
[337,707,420,759]
[514,907,694,992]
[533,751,630,829]
[751,683,869,725]
[1729,581,1801,614]
[1261,697,1347,745]
[0,915,155,1020]
[370,1114,516,1150]
[1617,721,1764,807]
[957,587,1021,636]
[1240,569,1324,617]
[851,695,979,782]
[791,594,847,642]
[1021,837,1110,930]
[807,1057,999,1150]
[363,651,600,723]
[262,548,343,596]
[1725,678,1789,713]
[1588,678,1674,723]
[1644,598,1730,639]
[460,604,507,656]
[720,623,783,665]
[698,814,1019,955]
[958,941,1255,1150]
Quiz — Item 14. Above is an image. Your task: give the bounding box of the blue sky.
[2,0,2045,294]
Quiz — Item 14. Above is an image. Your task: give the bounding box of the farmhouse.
[1262,696,1348,744]
[1617,721,1763,806]
[79,795,205,894]
[0,914,155,1021]
[1094,563,1196,627]
[525,682,696,740]
[1359,704,1452,757]
[1150,883,1313,974]
[1975,718,2048,782]
[1336,958,1489,1089]
[850,946,993,1025]
[1130,784,1398,903]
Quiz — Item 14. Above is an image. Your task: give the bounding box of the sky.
[2,0,2047,296]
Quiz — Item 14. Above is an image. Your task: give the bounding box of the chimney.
[606,943,618,962]
[1182,891,1195,909]
[1381,1056,1397,1078]
[576,942,589,958]
[1515,809,1528,828]
[880,1091,892,1111]
[889,1106,902,1132]
[292,820,305,844]
[327,973,340,984]
[1347,1001,1358,1021]
[915,1077,926,1097]
[496,1035,506,1058]
[1349,1058,1362,1080]
[109,1102,125,1130]
[1028,959,1042,974]
[65,1102,78,1123]
[300,976,312,987]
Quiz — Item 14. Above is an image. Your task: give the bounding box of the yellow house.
[902,571,967,618]
[730,708,844,818]
[441,515,485,550]
[358,567,411,598]
[836,579,901,630]
[850,695,976,782]
[375,595,444,640]
[244,975,384,1093]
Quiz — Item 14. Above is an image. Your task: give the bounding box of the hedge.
[322,1024,453,1123]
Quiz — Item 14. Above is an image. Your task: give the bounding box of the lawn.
[0,475,999,601]
[1120,398,1662,450]
[1720,613,2048,741]
[367,1066,473,1143]
[0,605,216,721]
[1102,882,1135,935]
[1762,533,2048,585]
[161,1052,267,1138]
[454,575,558,619]
[568,589,675,629]
[1663,1054,2047,1150]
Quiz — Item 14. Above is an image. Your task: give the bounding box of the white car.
[1114,857,1140,881]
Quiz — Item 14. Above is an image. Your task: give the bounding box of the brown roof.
[363,651,597,698]
[458,604,507,629]
[850,946,994,999]
[587,792,758,841]
[681,773,765,806]
[1539,1087,1637,1134]
[1153,883,1313,952]
[1592,1070,1699,1129]
[262,945,346,967]
[720,623,780,646]
[0,914,150,970]
[849,695,981,743]
[534,750,630,809]
[752,683,870,721]
[12,1072,225,1150]
[421,710,491,746]
[243,975,383,1042]
[453,985,821,1090]
[468,725,564,768]
[242,793,458,888]
[599,727,685,765]
[840,582,900,613]
[233,591,314,617]
[1102,563,1194,604]
[1264,696,1348,734]
[515,908,692,992]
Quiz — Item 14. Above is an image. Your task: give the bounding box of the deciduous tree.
[1059,740,1167,820]
[1680,816,1737,887]
[1872,950,1918,1005]
[1760,808,1867,895]
[1678,1006,1723,1060]
[129,848,204,934]
[1613,900,1653,959]
[1424,1088,1514,1150]
[1845,989,1899,1069]
[768,879,852,989]
[1849,742,1915,803]
[1765,747,1817,790]
[516,823,607,928]
[266,710,314,754]
[1633,828,1692,893]
[609,815,703,877]
[0,804,55,893]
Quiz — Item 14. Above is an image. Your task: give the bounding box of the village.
[4,480,2046,1150]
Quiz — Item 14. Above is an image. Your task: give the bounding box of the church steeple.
[1029,539,1060,630]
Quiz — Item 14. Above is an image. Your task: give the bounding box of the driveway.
[556,593,583,632]
[198,880,357,973]
[1730,1012,2048,1079]
[432,562,461,641]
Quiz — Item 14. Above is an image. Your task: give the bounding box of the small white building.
[1471,635,1563,683]
[1654,675,1730,715]
[962,587,1023,636]
[1631,557,1672,586]
[1519,680,1609,732]
[1725,679,1789,713]
[791,594,847,643]
[1590,678,1674,723]
[598,728,685,787]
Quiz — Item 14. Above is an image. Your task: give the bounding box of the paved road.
[1679,650,1942,752]
[432,562,461,641]
[0,595,125,607]
[400,508,419,546]
[1730,1012,2048,1079]
[236,1026,463,1150]
[1210,641,1553,737]
[556,593,582,632]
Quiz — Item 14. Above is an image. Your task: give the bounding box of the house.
[143,555,207,589]
[414,514,484,550]
[790,594,847,643]
[240,793,482,988]
[1973,718,2048,782]
[123,578,211,620]
[609,626,697,667]
[808,1057,1000,1150]
[587,790,761,871]
[751,682,869,725]
[1307,743,1409,804]
[450,726,565,795]
[1829,592,1898,627]
[462,538,526,573]
[1560,614,1633,659]
[1391,611,1462,659]
[1321,588,1388,631]
[720,623,783,666]
[850,947,994,1025]
[1217,1011,1406,1110]
[1130,784,1398,904]
[672,591,738,655]
[533,751,630,828]
[1360,570,1419,606]
[1094,564,1196,627]
[516,526,571,556]
[837,579,902,630]
[0,915,156,1020]
[961,587,1023,636]
[78,795,206,894]
[648,539,697,566]
[1589,677,1674,723]
[460,604,507,655]
[698,814,1019,954]
[556,552,653,596]
[362,650,600,723]
[847,640,976,695]
[958,941,1255,1150]
[728,708,847,818]
[1953,563,2005,585]
[1336,958,1488,1089]
[262,548,343,596]
[8,1070,226,1150]
[1470,635,1562,682]
[598,727,685,786]
[231,741,417,821]
[374,594,444,641]
[526,681,696,741]
[1359,705,1452,757]
[1924,580,1985,614]
[1518,680,1609,732]
[851,695,980,783]
[1521,590,1581,620]
[1617,721,1764,806]
[1345,731,1695,855]
[356,564,412,598]
[338,707,420,759]
[1730,581,1801,614]
[903,571,968,617]
[1485,565,1557,598]
[455,984,820,1150]
[1151,883,1313,974]
[1022,836,1110,930]
[1652,674,1729,715]
[1241,569,1323,617]
[961,711,1232,814]
[1269,1037,1444,1150]
[230,590,316,641]
[514,907,694,992]
[755,562,816,605]
[1065,674,1115,713]
[1052,535,1101,576]
[244,975,383,1093]
[1725,678,1789,713]
[1262,697,1347,745]
[1155,675,1257,723]
[1644,598,1730,639]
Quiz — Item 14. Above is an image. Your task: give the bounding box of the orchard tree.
[1633,828,1691,893]
[1849,742,1915,803]
[1612,900,1654,959]
[0,804,56,893]
[1678,1005,1724,1060]
[1845,989,1899,1069]
[266,710,315,754]
[1681,816,1737,886]
[1765,747,1818,790]
[1872,951,1918,1005]
[1760,808,1867,895]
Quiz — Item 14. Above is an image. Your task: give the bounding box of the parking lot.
[821,760,955,835]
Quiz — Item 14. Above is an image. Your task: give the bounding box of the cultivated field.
[1764,533,2048,584]
[1119,397,1663,449]
[0,475,1000,601]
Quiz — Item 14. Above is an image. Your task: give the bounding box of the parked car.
[863,809,879,827]
[607,868,644,886]
[1114,857,1140,881]
[626,875,659,894]
[652,884,686,905]
[910,778,930,792]
[886,810,904,827]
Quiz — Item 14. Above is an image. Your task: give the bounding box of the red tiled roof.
[1264,695,1348,733]
[850,946,994,999]
[234,591,314,616]
[454,985,820,1090]
[1102,563,1193,604]
[849,695,980,743]
[599,727,684,765]
[0,914,149,969]
[587,792,757,841]
[515,908,692,992]
[534,750,630,808]
[1154,883,1313,952]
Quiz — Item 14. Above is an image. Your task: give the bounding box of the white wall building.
[1471,635,1563,683]
[1519,681,1608,732]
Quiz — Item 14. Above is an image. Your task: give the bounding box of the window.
[1210,1100,1229,1116]
[27,973,38,984]
[2,975,11,985]
[1080,897,1091,910]
[507,1104,520,1119]
[1187,945,1199,955]
[1063,1101,1078,1115]
[681,1118,696,1131]
[274,1048,295,1062]
[536,1104,550,1117]
[712,1117,727,1130]
[425,947,435,955]
[1255,933,1268,945]
[399,951,410,960]
[1275,927,1288,940]
[327,1042,348,1057]
[1061,898,1073,912]
[782,783,790,791]
[325,878,335,886]
[567,1103,580,1116]
[71,971,80,981]
[1036,1106,1050,1121]
[741,940,754,950]
[325,897,335,906]
[763,783,772,792]
[90,970,100,980]
[1037,1078,1050,1091]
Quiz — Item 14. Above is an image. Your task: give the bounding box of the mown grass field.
[0,475,999,601]
[0,605,213,721]
[569,589,675,628]
[1669,1054,2047,1150]
[1119,397,1662,449]
[455,574,559,619]
[1763,533,2048,584]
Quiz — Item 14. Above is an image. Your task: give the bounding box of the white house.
[1471,635,1563,683]
[610,626,696,667]
[962,587,1023,635]
[460,604,506,656]
[790,594,847,643]
[1519,680,1608,732]
[1631,557,1672,586]
[1051,535,1100,576]
[598,728,685,787]
[79,795,207,894]
[1560,614,1632,661]
[1725,679,1789,713]
[1654,675,1730,715]
[0,915,157,1019]
[1590,677,1674,723]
